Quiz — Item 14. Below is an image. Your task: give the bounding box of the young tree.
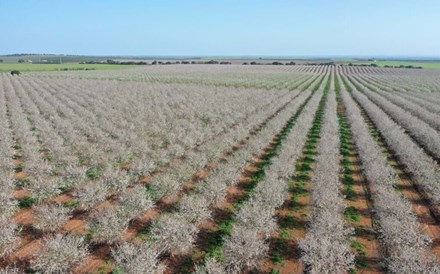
[223,226,268,273]
[34,203,72,232]
[74,181,109,209]
[150,214,198,255]
[150,173,182,199]
[112,242,165,274]
[177,194,211,224]
[194,257,226,274]
[0,186,18,219]
[0,266,22,274]
[31,234,89,274]
[26,177,61,201]
[119,185,154,220]
[88,207,129,244]
[0,220,20,257]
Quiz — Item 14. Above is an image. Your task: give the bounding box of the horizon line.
[2,53,440,60]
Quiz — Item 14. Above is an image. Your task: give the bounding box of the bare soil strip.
[262,75,330,274]
[336,80,384,273]
[345,75,440,262]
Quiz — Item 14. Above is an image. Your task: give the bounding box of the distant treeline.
[57,68,96,71]
[3,53,54,56]
[79,59,233,65]
[243,61,342,66]
[383,65,423,69]
[347,63,423,69]
[243,61,297,66]
[153,60,232,65]
[80,60,147,65]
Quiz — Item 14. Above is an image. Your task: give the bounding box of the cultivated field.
[0,63,135,73]
[351,60,440,70]
[0,64,439,274]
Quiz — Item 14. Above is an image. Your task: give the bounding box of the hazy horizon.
[3,54,440,59]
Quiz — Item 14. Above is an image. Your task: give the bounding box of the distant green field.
[0,63,136,72]
[353,60,440,70]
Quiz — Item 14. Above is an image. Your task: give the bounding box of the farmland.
[0,63,135,73]
[349,60,440,70]
[0,64,439,274]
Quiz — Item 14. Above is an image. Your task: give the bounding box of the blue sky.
[1,0,439,56]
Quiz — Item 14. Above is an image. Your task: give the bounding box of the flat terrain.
[0,63,135,72]
[353,60,440,69]
[0,64,439,274]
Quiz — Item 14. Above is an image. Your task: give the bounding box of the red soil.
[14,172,27,180]
[13,189,31,199]
[13,209,35,226]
